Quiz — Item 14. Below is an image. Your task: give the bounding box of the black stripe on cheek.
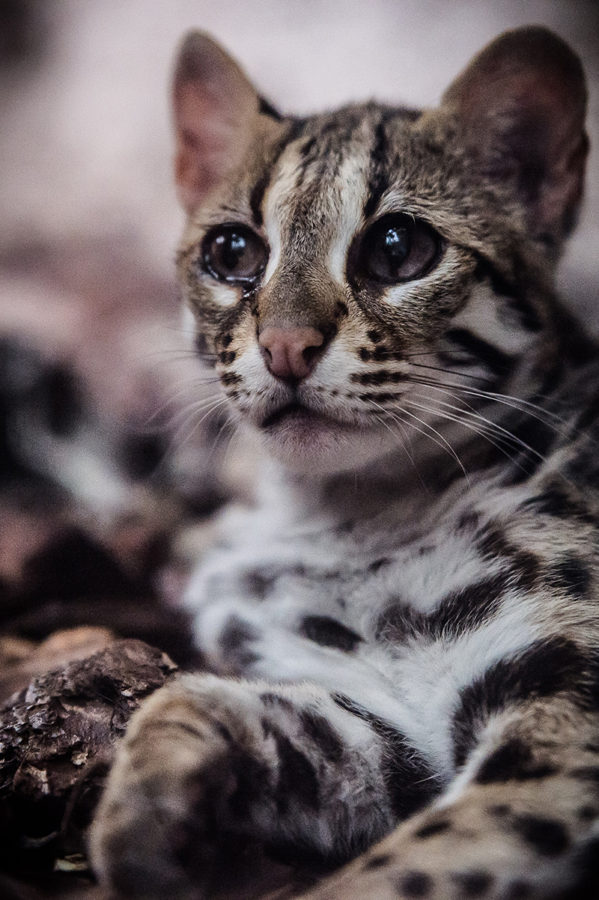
[519,484,596,523]
[220,371,242,387]
[301,615,363,651]
[473,253,543,333]
[444,328,514,378]
[452,637,587,768]
[500,412,560,486]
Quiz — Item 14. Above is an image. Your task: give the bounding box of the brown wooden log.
[0,639,177,883]
[0,638,318,898]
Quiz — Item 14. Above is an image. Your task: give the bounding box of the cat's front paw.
[89,678,237,900]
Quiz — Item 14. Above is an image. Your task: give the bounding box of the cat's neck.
[256,442,469,528]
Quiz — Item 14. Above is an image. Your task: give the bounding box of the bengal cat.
[90,26,599,899]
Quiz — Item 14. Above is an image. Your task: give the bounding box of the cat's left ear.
[442,26,588,246]
[172,32,260,213]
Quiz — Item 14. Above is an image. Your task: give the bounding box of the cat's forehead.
[259,104,426,247]
[270,104,424,200]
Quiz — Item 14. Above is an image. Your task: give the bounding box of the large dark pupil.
[382,226,409,267]
[220,233,247,271]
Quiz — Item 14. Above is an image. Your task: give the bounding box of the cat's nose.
[258,325,325,382]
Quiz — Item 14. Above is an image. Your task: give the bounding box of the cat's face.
[173,29,587,475]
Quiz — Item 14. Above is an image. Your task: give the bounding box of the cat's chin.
[256,409,396,475]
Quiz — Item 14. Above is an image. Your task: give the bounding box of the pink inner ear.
[174,82,243,212]
[171,33,260,214]
[442,27,587,242]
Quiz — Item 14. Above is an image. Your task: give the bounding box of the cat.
[90,26,599,899]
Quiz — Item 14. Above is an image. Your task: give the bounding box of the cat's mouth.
[260,401,322,429]
[256,397,396,474]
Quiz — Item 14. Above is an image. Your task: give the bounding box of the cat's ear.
[172,32,260,213]
[442,27,588,245]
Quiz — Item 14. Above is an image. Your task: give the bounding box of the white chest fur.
[185,462,543,778]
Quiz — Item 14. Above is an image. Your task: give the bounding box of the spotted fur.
[91,27,599,899]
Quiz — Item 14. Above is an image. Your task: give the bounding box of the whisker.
[398,407,470,483]
[405,396,546,475]
[407,375,567,432]
[368,398,469,482]
[372,410,429,491]
[170,396,231,454]
[405,397,512,458]
[406,359,496,385]
[145,387,224,431]
[169,394,229,432]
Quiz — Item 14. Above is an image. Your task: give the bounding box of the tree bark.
[0,638,177,886]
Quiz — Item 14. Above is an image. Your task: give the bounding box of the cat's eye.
[202,225,268,284]
[355,214,442,285]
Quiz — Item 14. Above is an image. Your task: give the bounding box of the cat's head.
[172,28,587,475]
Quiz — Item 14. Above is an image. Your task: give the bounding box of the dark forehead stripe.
[249,117,306,227]
[363,106,422,221]
[364,108,394,220]
[293,104,379,194]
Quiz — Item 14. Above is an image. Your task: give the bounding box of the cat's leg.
[89,673,439,900]
[303,698,599,900]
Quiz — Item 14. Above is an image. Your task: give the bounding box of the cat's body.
[91,28,599,899]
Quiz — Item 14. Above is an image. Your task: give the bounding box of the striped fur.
[91,27,599,899]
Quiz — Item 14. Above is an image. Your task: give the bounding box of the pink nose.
[258,326,325,382]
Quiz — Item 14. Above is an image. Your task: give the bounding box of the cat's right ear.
[172,32,259,214]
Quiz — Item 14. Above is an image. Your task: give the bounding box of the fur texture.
[91,27,599,899]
